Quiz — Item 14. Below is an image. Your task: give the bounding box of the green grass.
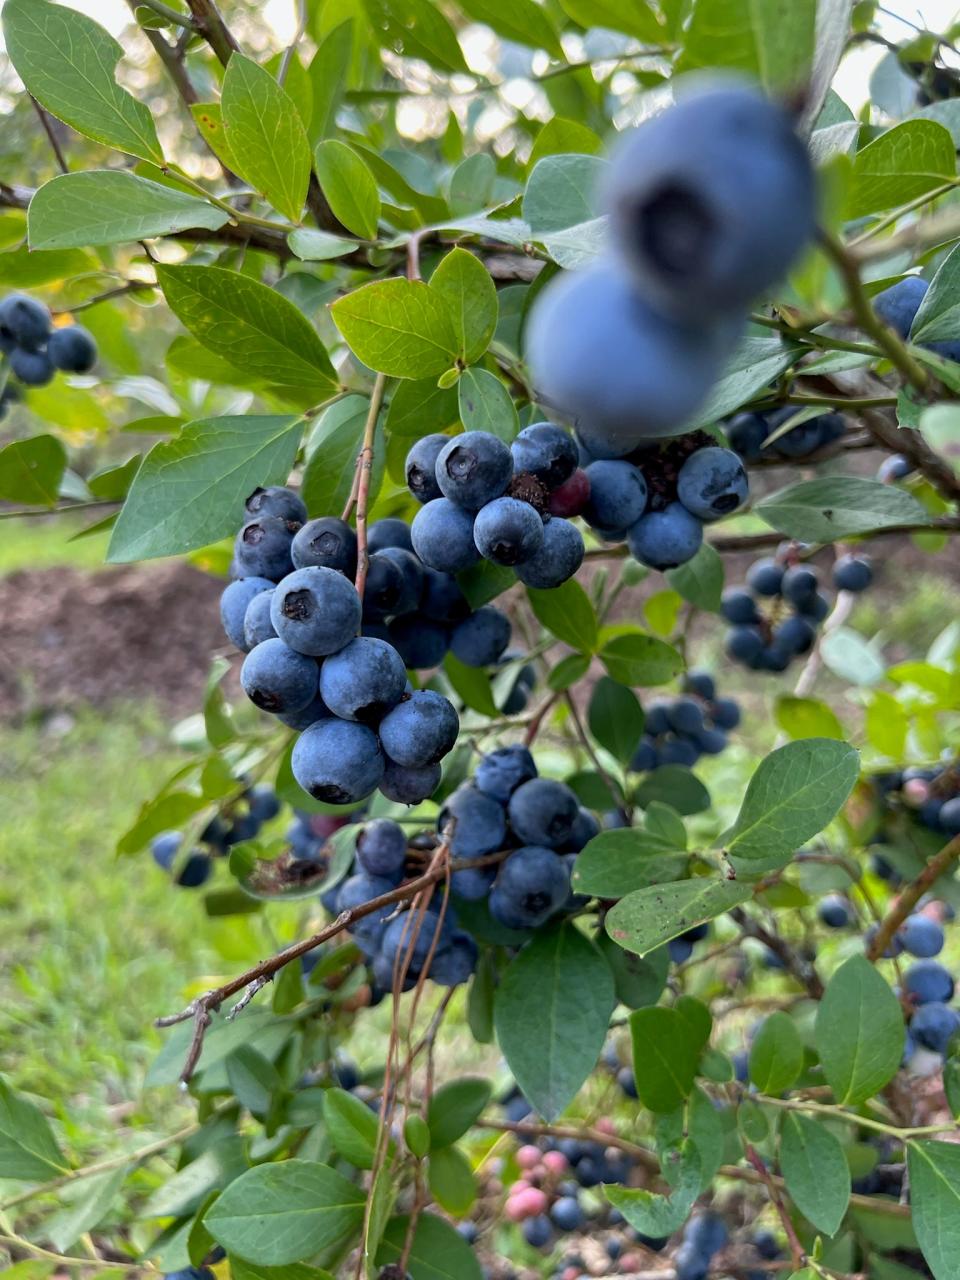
[0,515,112,574]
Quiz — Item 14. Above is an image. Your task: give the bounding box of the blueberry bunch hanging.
[630,670,741,771]
[0,291,98,394]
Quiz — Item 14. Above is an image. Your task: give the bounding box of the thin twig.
[135,0,200,28]
[792,586,855,700]
[30,98,68,174]
[278,0,308,85]
[729,907,824,999]
[349,372,388,601]
[51,280,155,317]
[744,1144,806,1269]
[867,834,960,962]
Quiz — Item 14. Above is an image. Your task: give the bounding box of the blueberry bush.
[4,3,960,1279]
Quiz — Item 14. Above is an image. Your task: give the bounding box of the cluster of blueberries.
[629,670,741,772]
[727,407,846,462]
[221,485,462,807]
[721,549,873,673]
[528,79,815,459]
[0,291,98,407]
[150,785,280,888]
[881,763,960,840]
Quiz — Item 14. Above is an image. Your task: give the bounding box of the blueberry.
[376,547,423,614]
[451,865,497,900]
[319,636,407,722]
[435,430,513,510]
[833,555,873,593]
[427,931,479,986]
[797,591,831,622]
[720,588,760,625]
[380,908,455,972]
[628,502,703,570]
[753,1231,781,1261]
[676,446,748,521]
[291,719,384,804]
[673,1245,709,1280]
[508,777,580,849]
[362,553,407,620]
[898,914,944,958]
[439,784,508,857]
[550,1196,584,1232]
[757,645,792,673]
[10,348,54,386]
[405,434,448,504]
[367,518,414,555]
[658,735,700,766]
[685,1211,728,1258]
[47,325,98,373]
[683,669,716,701]
[271,566,362,656]
[768,409,830,458]
[582,461,648,535]
[474,496,544,565]
[781,565,819,605]
[378,690,459,768]
[490,846,570,928]
[0,293,51,350]
[773,614,815,657]
[668,937,694,963]
[457,1222,479,1244]
[248,786,280,824]
[667,697,704,736]
[631,736,659,772]
[516,517,585,589]
[873,275,928,339]
[176,853,212,888]
[905,960,955,1006]
[152,830,182,870]
[695,726,728,755]
[380,758,442,805]
[388,615,450,669]
[243,588,277,648]
[878,454,913,482]
[726,411,769,461]
[511,421,578,489]
[602,81,814,320]
[475,745,538,804]
[940,797,960,835]
[911,1002,960,1054]
[710,696,741,730]
[562,806,600,853]
[220,576,274,650]
[521,1214,552,1249]
[291,517,357,575]
[746,558,783,596]
[244,485,308,524]
[233,517,298,581]
[241,638,318,714]
[726,625,765,665]
[419,568,470,623]
[528,257,740,454]
[818,894,852,928]
[337,872,397,945]
[356,818,407,880]
[411,498,480,573]
[277,692,330,730]
[451,606,511,667]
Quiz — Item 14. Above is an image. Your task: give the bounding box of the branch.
[30,97,69,174]
[791,583,855,700]
[729,906,824,999]
[349,373,388,601]
[744,1144,806,1269]
[183,0,239,65]
[859,404,960,506]
[866,834,960,962]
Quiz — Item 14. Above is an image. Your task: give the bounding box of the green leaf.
[28,171,229,251]
[605,1139,701,1235]
[588,677,645,765]
[428,1146,476,1216]
[447,153,496,218]
[678,0,816,92]
[523,155,605,234]
[0,1076,68,1180]
[690,336,801,429]
[748,1012,804,1094]
[157,265,337,389]
[847,120,956,219]
[307,20,353,141]
[908,1140,960,1280]
[145,1138,247,1218]
[190,101,240,171]
[597,933,669,1009]
[287,228,359,261]
[687,1085,725,1188]
[606,879,752,957]
[775,695,844,741]
[331,278,459,379]
[431,248,498,364]
[548,653,591,691]
[0,435,66,507]
[385,378,459,437]
[444,652,499,717]
[572,829,687,898]
[457,559,515,609]
[666,542,724,612]
[457,368,520,442]
[910,243,960,342]
[821,627,886,687]
[780,1112,851,1236]
[116,790,208,857]
[599,631,684,686]
[376,1213,482,1280]
[313,140,380,240]
[815,955,905,1105]
[494,923,615,1120]
[107,415,302,563]
[46,1166,129,1254]
[204,1160,365,1265]
[322,1087,381,1169]
[634,765,710,815]
[232,1264,332,1280]
[365,0,469,73]
[221,55,311,224]
[226,1044,282,1118]
[529,117,604,168]
[557,0,663,42]
[405,1114,431,1159]
[0,245,95,288]
[726,739,860,865]
[427,1078,492,1148]
[527,580,598,653]
[2,0,163,163]
[756,476,931,541]
[458,0,564,57]
[302,395,384,518]
[629,1007,701,1112]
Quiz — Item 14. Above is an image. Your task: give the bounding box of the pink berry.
[506,1185,548,1219]
[517,1144,541,1169]
[620,1252,642,1270]
[594,1116,616,1135]
[548,468,590,517]
[904,778,930,805]
[543,1150,568,1173]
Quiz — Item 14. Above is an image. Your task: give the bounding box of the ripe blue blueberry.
[720,588,760,625]
[746,558,783,596]
[767,409,836,458]
[152,830,182,870]
[685,1211,728,1258]
[550,1196,585,1231]
[245,485,308,525]
[48,324,98,373]
[376,547,423,614]
[710,696,741,730]
[439,784,507,857]
[233,516,298,581]
[220,577,274,650]
[176,853,212,888]
[451,606,511,667]
[833,555,873,593]
[291,718,384,804]
[603,80,815,320]
[356,819,407,881]
[726,411,769,461]
[380,758,442,805]
[521,1215,552,1249]
[659,735,700,766]
[378,690,459,768]
[797,591,831,622]
[726,625,765,665]
[911,1002,960,1055]
[695,726,727,755]
[631,736,659,772]
[873,275,927,339]
[380,908,455,971]
[451,865,497,900]
[940,797,960,836]
[0,293,51,349]
[818,894,852,929]
[248,786,280,823]
[337,872,397,945]
[898,913,944,958]
[878,454,913,483]
[243,588,277,649]
[627,502,703,570]
[240,638,318,714]
[428,931,479,986]
[319,636,407,722]
[676,446,748,521]
[291,517,357,575]
[411,498,480,573]
[781,565,819,606]
[475,745,538,804]
[388,615,450,669]
[367,518,414,555]
[563,805,601,852]
[511,421,578,489]
[583,460,648,535]
[668,936,694,963]
[271,566,362,656]
[516,517,585,589]
[419,568,469,623]
[10,348,54,386]
[490,846,570,929]
[278,692,330,730]
[473,496,544,565]
[435,430,513,510]
[508,777,580,848]
[773,614,815,657]
[667,697,704,736]
[674,1246,709,1280]
[683,669,715,700]
[904,960,955,1006]
[405,434,448,504]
